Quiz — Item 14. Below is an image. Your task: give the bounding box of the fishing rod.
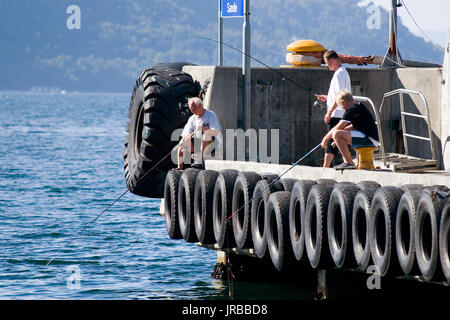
[198,36,312,93]
[46,128,200,266]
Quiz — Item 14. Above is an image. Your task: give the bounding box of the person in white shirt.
[316,50,351,167]
[176,97,222,170]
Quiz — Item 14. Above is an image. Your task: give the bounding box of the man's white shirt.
[181,109,222,139]
[327,66,351,118]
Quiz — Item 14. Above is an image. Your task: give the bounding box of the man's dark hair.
[323,49,339,60]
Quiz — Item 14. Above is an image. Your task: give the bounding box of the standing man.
[176,97,222,170]
[316,50,351,167]
[320,90,379,169]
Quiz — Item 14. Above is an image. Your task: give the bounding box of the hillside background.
[0,0,444,93]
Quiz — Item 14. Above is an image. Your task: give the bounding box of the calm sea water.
[0,91,312,300]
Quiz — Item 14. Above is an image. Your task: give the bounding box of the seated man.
[176,97,222,170]
[320,90,379,169]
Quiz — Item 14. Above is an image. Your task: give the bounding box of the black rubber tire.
[124,68,200,198]
[177,168,202,242]
[163,169,183,239]
[194,170,219,244]
[260,173,280,183]
[153,62,197,71]
[356,181,381,191]
[232,172,262,249]
[212,170,239,248]
[327,184,360,268]
[335,181,356,188]
[415,189,447,281]
[251,179,284,258]
[317,179,337,186]
[400,184,424,192]
[439,199,450,283]
[289,180,317,262]
[279,178,298,192]
[369,186,403,276]
[395,190,421,275]
[304,183,335,269]
[266,191,294,271]
[352,188,378,272]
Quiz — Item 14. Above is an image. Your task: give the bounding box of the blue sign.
[221,0,244,18]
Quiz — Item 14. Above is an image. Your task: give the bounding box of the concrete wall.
[394,68,443,163]
[442,30,450,170]
[184,50,448,169]
[185,65,394,166]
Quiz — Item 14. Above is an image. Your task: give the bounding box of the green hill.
[0,0,444,92]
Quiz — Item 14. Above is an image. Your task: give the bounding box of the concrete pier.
[163,31,450,298]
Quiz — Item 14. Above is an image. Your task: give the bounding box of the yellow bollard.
[355,147,378,170]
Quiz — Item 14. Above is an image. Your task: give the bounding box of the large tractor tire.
[124,68,200,198]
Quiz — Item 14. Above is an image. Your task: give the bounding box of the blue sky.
[359,0,449,48]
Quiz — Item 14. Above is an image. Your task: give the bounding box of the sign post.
[218,0,223,66]
[242,0,250,131]
[219,0,250,130]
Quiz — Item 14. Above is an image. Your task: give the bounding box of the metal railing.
[379,89,436,165]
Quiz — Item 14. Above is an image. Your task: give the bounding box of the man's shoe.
[333,162,356,170]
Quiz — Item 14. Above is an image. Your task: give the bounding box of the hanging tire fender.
[178,168,202,242]
[327,184,360,268]
[266,191,293,271]
[304,183,335,269]
[231,171,262,249]
[251,179,284,259]
[194,170,220,244]
[212,170,240,248]
[352,188,378,272]
[369,186,403,277]
[289,179,317,262]
[164,169,184,239]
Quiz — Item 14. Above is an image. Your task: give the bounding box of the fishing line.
[46,129,200,266]
[198,36,312,93]
[221,143,321,299]
[226,143,321,222]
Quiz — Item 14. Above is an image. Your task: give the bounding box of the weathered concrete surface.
[184,66,242,131]
[394,68,443,162]
[205,160,450,187]
[442,29,450,170]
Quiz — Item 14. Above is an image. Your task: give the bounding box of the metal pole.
[218,0,223,66]
[242,0,250,130]
[389,0,398,56]
[399,93,409,156]
[382,0,402,67]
